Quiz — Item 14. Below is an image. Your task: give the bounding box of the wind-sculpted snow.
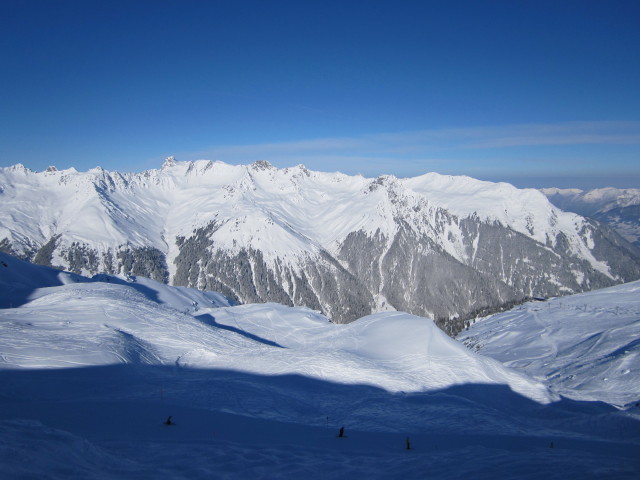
[1,160,640,332]
[459,280,640,408]
[0,252,550,403]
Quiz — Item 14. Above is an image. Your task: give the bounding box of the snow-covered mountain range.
[542,187,640,247]
[2,159,639,334]
[1,251,639,479]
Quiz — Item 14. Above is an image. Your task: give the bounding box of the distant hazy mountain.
[541,187,640,247]
[1,159,639,334]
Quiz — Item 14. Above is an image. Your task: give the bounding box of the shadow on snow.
[0,363,638,455]
[193,313,285,348]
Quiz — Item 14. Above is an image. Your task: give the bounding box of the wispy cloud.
[457,122,640,149]
[178,121,640,181]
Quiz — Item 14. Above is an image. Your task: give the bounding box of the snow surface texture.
[1,252,639,479]
[459,281,640,408]
[542,187,640,246]
[0,252,550,401]
[2,160,639,330]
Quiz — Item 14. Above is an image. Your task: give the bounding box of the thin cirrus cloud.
[180,121,640,179]
[458,122,640,149]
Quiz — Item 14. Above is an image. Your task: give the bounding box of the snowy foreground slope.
[1,253,639,479]
[458,281,640,408]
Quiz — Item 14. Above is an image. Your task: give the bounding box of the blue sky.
[1,0,639,189]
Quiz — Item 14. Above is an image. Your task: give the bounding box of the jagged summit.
[161,155,177,168]
[250,159,275,170]
[5,163,31,174]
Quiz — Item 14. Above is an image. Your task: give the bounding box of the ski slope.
[458,281,640,408]
[0,251,551,401]
[1,252,639,479]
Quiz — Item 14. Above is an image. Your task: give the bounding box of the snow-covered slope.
[0,251,549,402]
[542,187,640,246]
[2,160,639,331]
[0,248,232,311]
[1,252,639,479]
[458,281,640,407]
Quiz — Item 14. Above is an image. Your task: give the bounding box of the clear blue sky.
[1,0,639,189]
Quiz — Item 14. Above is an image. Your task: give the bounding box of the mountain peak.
[250,160,274,171]
[162,156,177,169]
[5,164,31,174]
